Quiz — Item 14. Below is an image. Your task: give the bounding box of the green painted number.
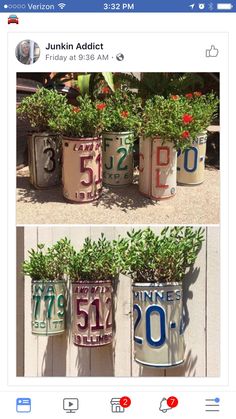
[33,295,41,319]
[57,294,65,318]
[44,295,55,319]
[117,147,128,171]
[33,293,65,320]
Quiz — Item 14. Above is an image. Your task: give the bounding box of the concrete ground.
[16,167,219,225]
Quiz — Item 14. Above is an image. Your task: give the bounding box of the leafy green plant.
[48,94,105,138]
[185,92,219,133]
[67,234,128,282]
[17,87,69,132]
[122,227,205,283]
[22,238,75,281]
[100,89,142,136]
[75,72,115,97]
[113,72,206,100]
[141,93,218,150]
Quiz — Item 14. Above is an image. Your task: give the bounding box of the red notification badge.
[120,396,131,408]
[167,396,178,408]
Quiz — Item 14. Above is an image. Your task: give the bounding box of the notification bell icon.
[159,398,172,413]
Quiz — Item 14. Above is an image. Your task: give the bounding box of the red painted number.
[91,298,104,331]
[105,297,112,328]
[76,298,89,330]
[95,153,102,184]
[76,296,112,332]
[80,154,102,186]
[80,156,93,186]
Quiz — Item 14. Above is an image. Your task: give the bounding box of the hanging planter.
[62,136,102,203]
[133,282,184,367]
[102,131,134,186]
[139,137,177,199]
[68,234,125,347]
[121,227,204,368]
[72,280,113,347]
[31,279,65,335]
[28,132,61,189]
[17,88,69,189]
[23,238,74,336]
[100,89,142,186]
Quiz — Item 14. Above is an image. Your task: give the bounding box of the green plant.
[67,234,128,281]
[122,227,205,283]
[75,72,115,98]
[17,87,69,132]
[185,92,219,132]
[141,93,218,150]
[113,73,205,100]
[48,94,104,138]
[100,89,142,136]
[22,237,75,281]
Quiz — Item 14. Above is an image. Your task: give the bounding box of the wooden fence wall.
[16,226,220,377]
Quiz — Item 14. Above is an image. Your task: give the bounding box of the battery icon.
[217,3,234,9]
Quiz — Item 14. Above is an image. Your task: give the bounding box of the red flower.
[171,95,179,100]
[96,103,106,110]
[181,130,190,138]
[102,86,110,94]
[185,93,193,99]
[121,110,129,118]
[72,107,80,113]
[194,91,202,97]
[182,113,193,124]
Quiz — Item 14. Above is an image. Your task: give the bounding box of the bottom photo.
[16,225,220,378]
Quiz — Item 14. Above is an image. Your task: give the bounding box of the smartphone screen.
[0,0,234,417]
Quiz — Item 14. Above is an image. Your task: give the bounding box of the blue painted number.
[177,147,198,173]
[133,304,166,347]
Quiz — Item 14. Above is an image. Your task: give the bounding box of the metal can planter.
[62,136,102,203]
[72,280,113,347]
[139,137,177,199]
[133,282,184,368]
[102,131,134,186]
[31,280,66,336]
[28,133,62,189]
[177,132,207,185]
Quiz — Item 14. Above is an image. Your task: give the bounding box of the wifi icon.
[58,2,66,9]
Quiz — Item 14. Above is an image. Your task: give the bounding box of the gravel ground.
[16,167,219,225]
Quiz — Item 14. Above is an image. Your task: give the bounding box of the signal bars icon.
[58,3,66,9]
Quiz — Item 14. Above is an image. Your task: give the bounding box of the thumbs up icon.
[206,45,219,57]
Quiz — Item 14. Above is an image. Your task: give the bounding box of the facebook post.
[0,3,233,418]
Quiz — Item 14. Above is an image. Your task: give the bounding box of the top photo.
[16,72,220,225]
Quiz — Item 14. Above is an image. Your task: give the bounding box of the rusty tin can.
[133,282,184,368]
[31,280,66,336]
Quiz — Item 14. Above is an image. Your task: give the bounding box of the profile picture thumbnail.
[15,40,40,65]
